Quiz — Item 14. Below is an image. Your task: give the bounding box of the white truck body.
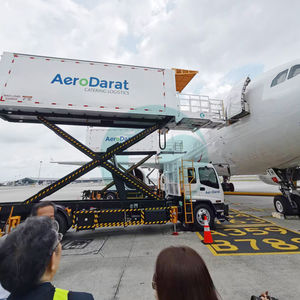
[86,127,159,152]
[0,52,176,115]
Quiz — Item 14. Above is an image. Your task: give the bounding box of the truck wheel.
[104,192,116,200]
[193,204,214,231]
[273,195,294,215]
[55,213,68,235]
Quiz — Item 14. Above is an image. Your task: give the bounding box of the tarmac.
[1,181,300,299]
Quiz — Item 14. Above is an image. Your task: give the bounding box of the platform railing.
[177,94,225,120]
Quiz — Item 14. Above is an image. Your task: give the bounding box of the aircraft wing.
[51,160,164,169]
[52,161,88,166]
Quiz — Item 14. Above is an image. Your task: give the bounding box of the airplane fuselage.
[186,60,300,175]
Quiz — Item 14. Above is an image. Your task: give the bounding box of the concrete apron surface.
[53,192,300,300]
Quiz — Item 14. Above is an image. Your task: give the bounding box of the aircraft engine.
[129,168,145,183]
[258,174,279,186]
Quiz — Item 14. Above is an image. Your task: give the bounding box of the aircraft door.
[226,76,251,121]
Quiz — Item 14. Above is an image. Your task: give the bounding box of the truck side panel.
[0,52,177,118]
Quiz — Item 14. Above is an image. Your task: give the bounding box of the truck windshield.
[198,167,219,189]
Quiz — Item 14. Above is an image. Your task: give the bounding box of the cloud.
[1,0,300,181]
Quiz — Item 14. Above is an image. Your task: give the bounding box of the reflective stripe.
[53,288,69,300]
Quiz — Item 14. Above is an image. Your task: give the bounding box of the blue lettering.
[51,74,63,84]
[89,77,100,87]
[124,80,129,90]
[115,81,122,89]
[64,77,73,85]
[100,80,108,88]
[51,75,129,90]
[109,81,114,88]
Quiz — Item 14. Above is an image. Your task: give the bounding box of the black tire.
[221,182,233,192]
[193,204,214,231]
[273,195,296,215]
[221,182,227,191]
[55,212,68,235]
[104,192,116,200]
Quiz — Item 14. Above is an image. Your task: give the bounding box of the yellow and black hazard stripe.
[141,210,145,224]
[73,219,172,230]
[71,213,77,228]
[144,220,169,225]
[144,207,167,211]
[75,225,96,230]
[72,207,173,229]
[24,159,100,205]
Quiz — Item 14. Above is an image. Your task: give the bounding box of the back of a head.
[0,217,57,295]
[155,246,219,300]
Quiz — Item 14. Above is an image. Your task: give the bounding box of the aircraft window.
[198,167,219,189]
[187,168,196,184]
[288,65,300,79]
[270,69,288,87]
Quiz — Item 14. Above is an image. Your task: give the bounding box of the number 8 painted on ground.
[263,238,299,250]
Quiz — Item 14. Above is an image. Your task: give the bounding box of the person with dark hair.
[31,201,57,219]
[0,217,94,300]
[153,246,219,300]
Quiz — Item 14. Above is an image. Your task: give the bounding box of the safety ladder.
[179,159,194,224]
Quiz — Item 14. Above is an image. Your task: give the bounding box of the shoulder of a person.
[68,291,94,300]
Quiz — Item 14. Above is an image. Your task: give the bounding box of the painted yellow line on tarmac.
[197,208,300,256]
[219,223,273,228]
[224,191,282,196]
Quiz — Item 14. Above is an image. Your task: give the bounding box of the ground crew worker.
[0,217,94,300]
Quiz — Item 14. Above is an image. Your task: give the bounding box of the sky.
[0,0,300,182]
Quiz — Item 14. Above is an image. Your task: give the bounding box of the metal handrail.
[177,93,224,120]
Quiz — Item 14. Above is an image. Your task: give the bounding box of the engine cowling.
[129,168,145,183]
[258,174,279,186]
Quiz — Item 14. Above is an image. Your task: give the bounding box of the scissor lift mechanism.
[0,115,183,233]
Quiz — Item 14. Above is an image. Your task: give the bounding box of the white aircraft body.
[191,60,300,176]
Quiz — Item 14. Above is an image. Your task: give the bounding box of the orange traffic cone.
[202,215,213,244]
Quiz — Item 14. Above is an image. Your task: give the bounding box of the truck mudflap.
[213,203,229,222]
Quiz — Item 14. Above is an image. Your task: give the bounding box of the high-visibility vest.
[53,288,69,300]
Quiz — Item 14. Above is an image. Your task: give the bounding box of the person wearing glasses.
[152,246,219,300]
[0,217,94,300]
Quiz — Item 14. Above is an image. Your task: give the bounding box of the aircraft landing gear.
[221,176,234,192]
[269,168,300,215]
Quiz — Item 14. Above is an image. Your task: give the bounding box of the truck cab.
[164,160,228,229]
[186,162,224,203]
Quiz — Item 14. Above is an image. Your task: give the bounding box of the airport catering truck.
[0,52,228,234]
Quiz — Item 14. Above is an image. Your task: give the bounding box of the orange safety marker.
[202,215,213,244]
